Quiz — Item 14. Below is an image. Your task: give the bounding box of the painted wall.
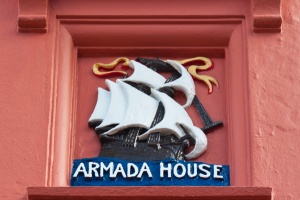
[0,0,299,199]
[0,0,53,199]
[248,1,300,199]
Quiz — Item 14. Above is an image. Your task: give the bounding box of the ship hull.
[99,135,188,162]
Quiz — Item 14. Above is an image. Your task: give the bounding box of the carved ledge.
[252,0,282,33]
[18,0,49,33]
[28,187,272,200]
[18,0,282,33]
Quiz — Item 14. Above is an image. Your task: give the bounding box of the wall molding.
[42,14,251,186]
[18,0,48,32]
[252,0,282,32]
[18,0,282,33]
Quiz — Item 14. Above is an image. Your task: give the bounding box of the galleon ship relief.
[71,57,230,186]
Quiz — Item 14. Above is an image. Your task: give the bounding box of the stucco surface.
[248,0,300,199]
[0,0,52,199]
[0,0,299,199]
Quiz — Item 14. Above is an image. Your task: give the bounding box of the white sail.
[138,89,207,160]
[88,88,111,125]
[102,80,159,136]
[179,122,207,160]
[138,89,192,139]
[95,80,127,130]
[157,60,195,108]
[121,60,166,88]
[122,60,196,108]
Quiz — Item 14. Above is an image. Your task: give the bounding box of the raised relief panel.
[72,56,228,186]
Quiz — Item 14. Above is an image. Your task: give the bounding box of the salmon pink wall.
[0,0,53,199]
[248,1,300,199]
[0,0,299,199]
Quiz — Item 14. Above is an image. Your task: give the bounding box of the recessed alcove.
[57,18,249,186]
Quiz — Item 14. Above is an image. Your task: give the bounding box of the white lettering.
[160,162,172,178]
[199,164,211,178]
[100,162,114,177]
[173,163,186,178]
[87,162,99,178]
[213,165,224,180]
[137,162,152,178]
[72,161,225,181]
[127,163,139,178]
[111,163,127,178]
[187,163,197,178]
[73,163,88,178]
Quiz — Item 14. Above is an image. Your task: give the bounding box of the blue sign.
[71,157,230,186]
